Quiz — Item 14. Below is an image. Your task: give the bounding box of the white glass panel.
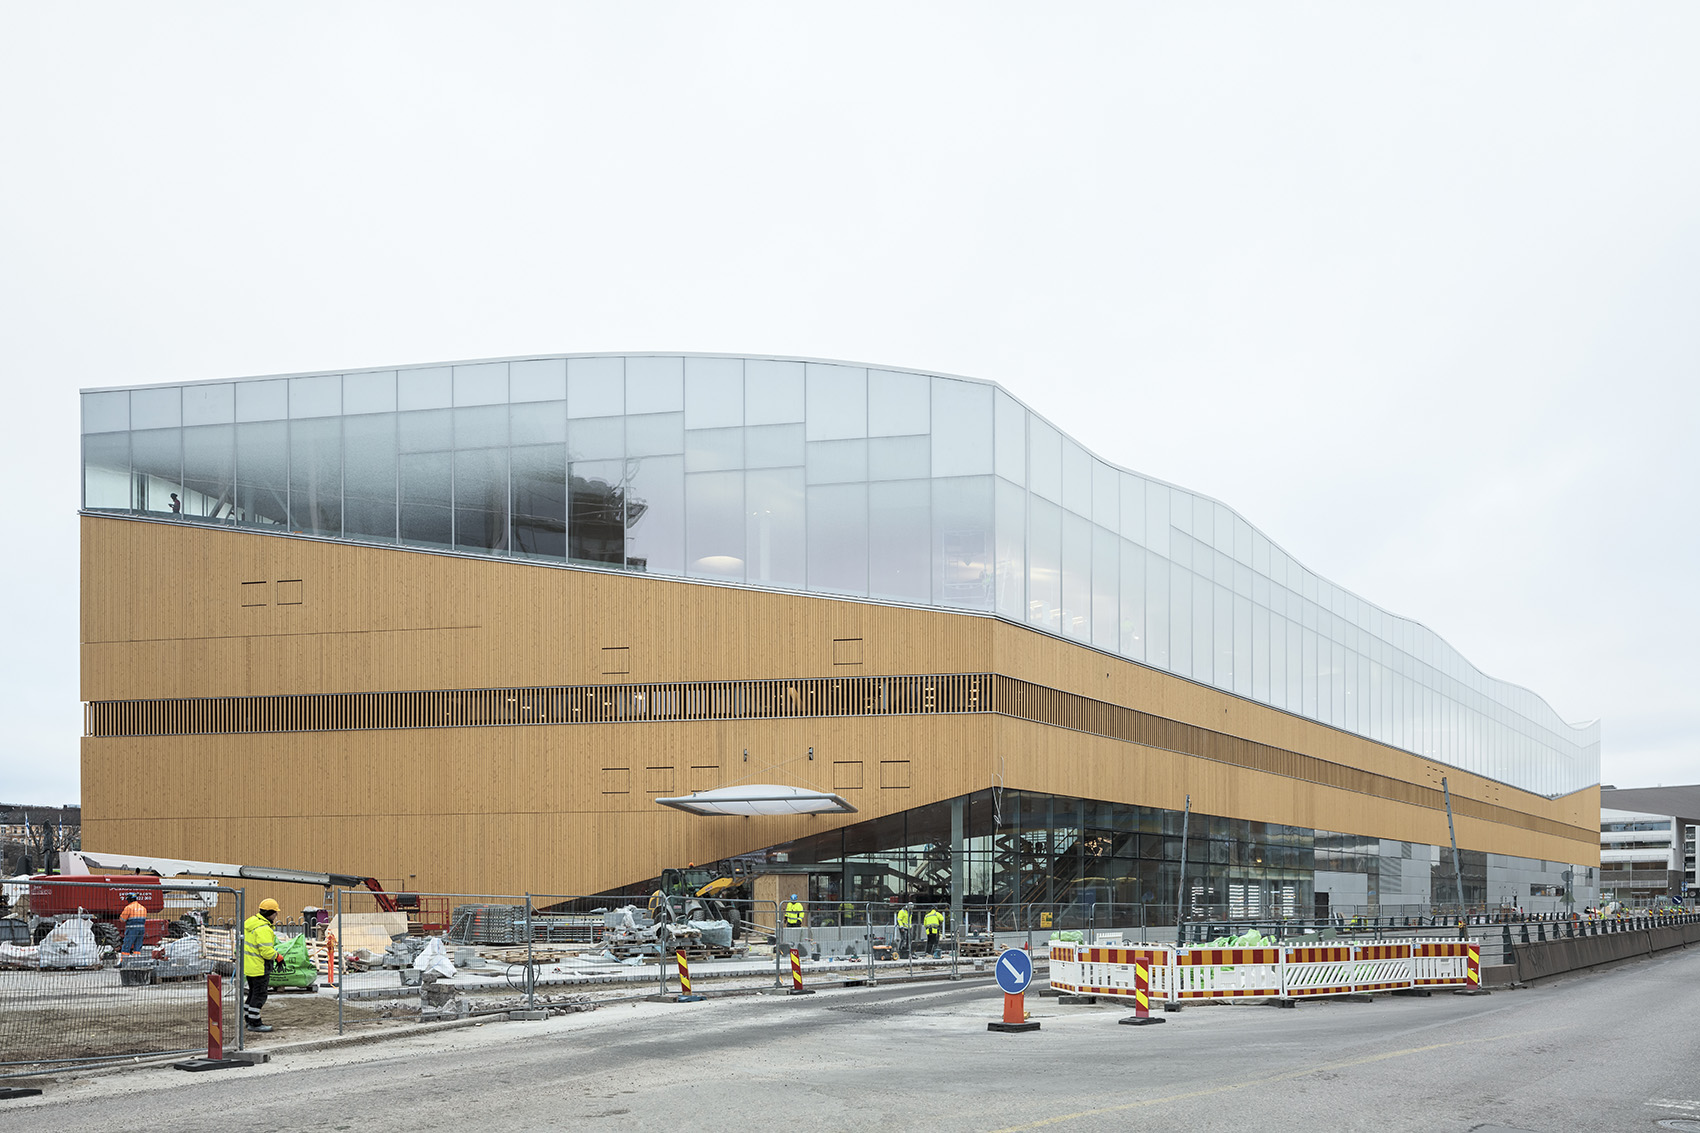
[933,476,993,611]
[869,436,929,481]
[806,364,867,440]
[687,471,744,579]
[291,417,343,536]
[625,356,685,412]
[1146,550,1170,670]
[510,359,566,403]
[1253,604,1270,702]
[568,357,624,417]
[509,443,564,559]
[510,400,566,446]
[1169,566,1191,673]
[994,391,1025,485]
[83,433,130,508]
[626,412,684,457]
[454,405,507,450]
[1091,462,1117,529]
[133,386,182,429]
[1144,479,1169,556]
[745,359,805,425]
[994,478,1026,620]
[1028,496,1061,632]
[1092,526,1118,649]
[868,369,929,436]
[686,427,743,472]
[1119,539,1145,661]
[83,390,130,433]
[183,384,236,426]
[746,467,805,587]
[1234,594,1253,697]
[1062,441,1091,517]
[806,439,867,484]
[746,423,804,469]
[807,482,868,595]
[452,363,507,407]
[344,414,397,542]
[1029,418,1061,503]
[397,368,451,411]
[685,357,743,427]
[344,371,398,414]
[869,479,930,603]
[625,453,684,575]
[183,425,233,518]
[568,416,623,461]
[454,447,507,552]
[932,378,993,477]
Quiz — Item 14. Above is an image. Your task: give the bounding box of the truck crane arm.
[63,850,399,911]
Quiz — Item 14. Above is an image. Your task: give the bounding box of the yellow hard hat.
[258,898,281,913]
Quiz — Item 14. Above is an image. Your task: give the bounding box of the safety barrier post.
[172,944,249,1071]
[676,948,703,1002]
[1117,951,1165,1027]
[1467,942,1480,991]
[788,947,814,995]
[326,933,338,988]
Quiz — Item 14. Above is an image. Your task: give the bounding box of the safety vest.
[121,901,147,923]
[923,909,944,932]
[783,901,805,926]
[896,908,911,929]
[243,913,278,978]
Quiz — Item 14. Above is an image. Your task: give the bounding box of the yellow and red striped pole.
[1118,949,1167,1027]
[677,949,691,997]
[1467,943,1480,990]
[790,947,803,992]
[207,973,224,1059]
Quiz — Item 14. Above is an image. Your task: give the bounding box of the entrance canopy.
[655,785,857,817]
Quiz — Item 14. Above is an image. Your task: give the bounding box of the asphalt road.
[8,948,1700,1133]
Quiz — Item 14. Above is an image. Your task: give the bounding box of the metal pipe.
[1442,777,1467,939]
[1175,794,1191,947]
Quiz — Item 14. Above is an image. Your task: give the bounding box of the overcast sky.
[3,3,1696,806]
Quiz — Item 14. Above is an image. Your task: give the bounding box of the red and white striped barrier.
[1050,939,1481,1003]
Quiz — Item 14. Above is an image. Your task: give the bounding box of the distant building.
[0,805,82,875]
[1598,785,1700,904]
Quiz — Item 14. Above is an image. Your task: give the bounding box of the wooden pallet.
[957,942,996,957]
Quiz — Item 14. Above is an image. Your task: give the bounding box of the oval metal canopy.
[655,784,858,817]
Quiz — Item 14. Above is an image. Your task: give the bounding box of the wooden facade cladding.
[80,515,1600,896]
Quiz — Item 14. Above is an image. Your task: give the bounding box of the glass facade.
[753,789,1600,921]
[80,353,1599,797]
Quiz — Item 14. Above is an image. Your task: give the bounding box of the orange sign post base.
[987,991,1040,1033]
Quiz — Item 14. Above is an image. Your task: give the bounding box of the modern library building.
[78,354,1602,918]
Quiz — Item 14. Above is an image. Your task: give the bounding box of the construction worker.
[119,892,149,953]
[243,897,282,1034]
[895,902,913,958]
[923,906,945,957]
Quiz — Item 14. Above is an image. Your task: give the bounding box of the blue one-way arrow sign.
[995,947,1033,994]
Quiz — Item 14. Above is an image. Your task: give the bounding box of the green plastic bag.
[267,934,318,989]
[1048,930,1084,943]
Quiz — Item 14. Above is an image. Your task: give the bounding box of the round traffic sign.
[995,947,1033,994]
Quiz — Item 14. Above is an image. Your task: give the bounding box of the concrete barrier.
[1513,920,1694,983]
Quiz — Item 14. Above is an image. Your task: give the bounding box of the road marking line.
[987,1030,1549,1132]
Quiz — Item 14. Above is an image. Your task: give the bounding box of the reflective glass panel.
[454,405,508,450]
[568,356,624,417]
[1169,567,1192,672]
[1062,512,1091,640]
[83,433,130,508]
[234,422,288,527]
[183,425,234,519]
[806,364,867,440]
[1093,526,1118,649]
[509,443,565,559]
[399,451,453,547]
[398,409,452,453]
[454,448,508,552]
[807,483,868,596]
[868,369,929,436]
[1144,479,1169,556]
[131,428,181,514]
[343,414,398,542]
[510,359,566,403]
[1146,550,1169,668]
[744,360,805,425]
[931,378,993,477]
[568,416,624,461]
[685,357,743,427]
[624,453,684,574]
[290,417,342,536]
[1119,539,1145,660]
[569,458,625,565]
[183,384,235,426]
[510,400,566,446]
[746,467,805,588]
[625,356,685,412]
[289,375,341,418]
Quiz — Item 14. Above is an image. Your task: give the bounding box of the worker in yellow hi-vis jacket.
[243,898,282,1033]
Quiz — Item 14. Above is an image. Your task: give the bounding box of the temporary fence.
[0,881,244,1078]
[1048,937,1479,1003]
